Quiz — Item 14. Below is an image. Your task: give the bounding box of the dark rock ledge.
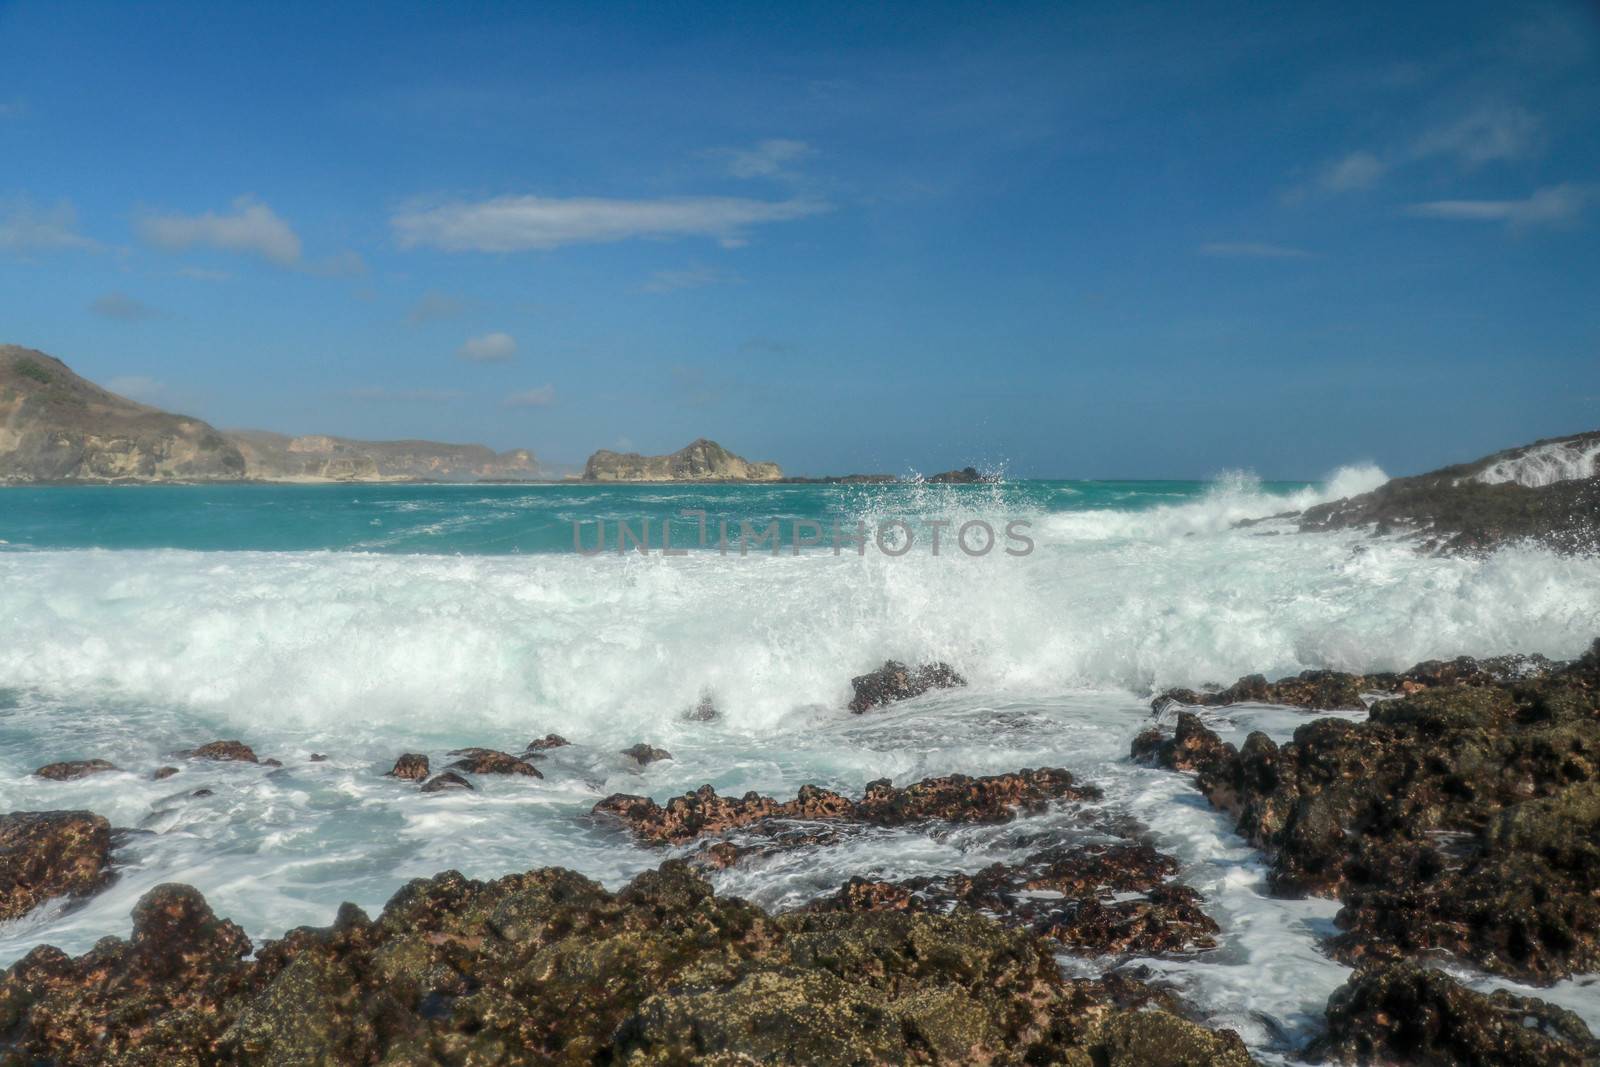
[0,860,1255,1066]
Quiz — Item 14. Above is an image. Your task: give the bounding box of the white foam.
[1472,438,1600,488]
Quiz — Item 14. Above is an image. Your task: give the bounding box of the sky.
[1,0,1597,478]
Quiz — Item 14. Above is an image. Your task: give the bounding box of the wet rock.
[260,758,283,768]
[308,753,327,762]
[0,811,115,921]
[191,788,214,798]
[32,759,119,781]
[848,659,967,712]
[419,771,474,793]
[812,841,1219,958]
[620,742,672,765]
[1132,711,1235,779]
[0,860,1252,1066]
[183,740,259,763]
[596,768,1100,846]
[1309,963,1600,1066]
[384,753,429,781]
[1138,642,1600,982]
[152,766,179,780]
[523,733,570,751]
[1153,670,1366,712]
[685,695,719,721]
[445,748,542,777]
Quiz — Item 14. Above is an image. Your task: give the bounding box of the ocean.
[3,470,1599,1061]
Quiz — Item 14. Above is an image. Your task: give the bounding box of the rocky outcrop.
[0,861,1254,1066]
[0,345,248,483]
[595,768,1100,846]
[1290,429,1600,554]
[1134,639,1600,983]
[445,748,542,777]
[0,811,115,921]
[813,841,1219,958]
[183,740,259,763]
[1309,963,1600,1066]
[849,659,967,712]
[620,743,672,766]
[32,759,119,781]
[581,437,781,481]
[927,466,986,483]
[524,733,570,752]
[0,344,544,484]
[384,753,429,781]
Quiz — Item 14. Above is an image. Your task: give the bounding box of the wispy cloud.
[1405,183,1591,228]
[1320,151,1386,193]
[642,265,725,293]
[719,139,814,179]
[0,197,96,254]
[504,385,556,408]
[1412,104,1540,168]
[1198,242,1313,260]
[138,196,302,266]
[90,292,159,321]
[406,291,468,324]
[0,100,25,119]
[457,331,517,363]
[393,195,830,252]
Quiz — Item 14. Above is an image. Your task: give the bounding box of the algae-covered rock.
[0,810,114,921]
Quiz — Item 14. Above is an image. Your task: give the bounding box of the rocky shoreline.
[2,644,1599,1063]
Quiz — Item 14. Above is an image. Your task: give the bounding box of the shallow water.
[1,471,1597,1059]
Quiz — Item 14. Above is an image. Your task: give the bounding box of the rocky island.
[581,437,782,482]
[0,345,543,484]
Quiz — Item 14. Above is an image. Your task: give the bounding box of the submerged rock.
[0,860,1253,1065]
[183,740,259,763]
[445,748,542,777]
[1135,640,1600,982]
[620,743,672,766]
[0,811,114,921]
[596,767,1100,846]
[1309,963,1600,1066]
[384,753,429,781]
[32,759,119,781]
[419,771,475,793]
[848,659,967,712]
[152,766,179,780]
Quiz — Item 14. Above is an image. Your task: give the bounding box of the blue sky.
[1,0,1596,478]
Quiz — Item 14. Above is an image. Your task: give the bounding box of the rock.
[927,466,985,483]
[0,811,115,921]
[813,841,1219,958]
[524,733,570,751]
[1137,641,1600,982]
[1132,711,1235,779]
[32,759,119,781]
[184,740,259,763]
[260,758,283,768]
[1309,963,1600,1066]
[152,766,179,780]
[685,695,720,721]
[0,860,1252,1065]
[582,437,782,482]
[308,753,327,762]
[1153,670,1366,712]
[849,659,968,712]
[596,767,1100,846]
[384,753,429,780]
[191,789,214,798]
[620,743,672,765]
[445,748,542,777]
[419,771,475,793]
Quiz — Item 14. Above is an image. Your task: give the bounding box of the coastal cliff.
[0,345,541,484]
[582,437,782,481]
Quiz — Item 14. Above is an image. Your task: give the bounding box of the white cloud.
[1405,184,1591,228]
[0,197,95,253]
[722,139,814,178]
[504,385,556,408]
[104,375,167,402]
[642,266,725,293]
[393,195,829,252]
[1320,151,1387,192]
[137,196,303,266]
[407,291,467,324]
[90,292,158,321]
[457,331,517,363]
[1412,104,1540,168]
[1198,242,1312,259]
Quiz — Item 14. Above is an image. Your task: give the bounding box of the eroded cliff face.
[0,345,543,484]
[0,346,247,483]
[583,438,782,481]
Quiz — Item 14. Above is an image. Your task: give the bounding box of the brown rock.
[620,742,672,765]
[524,733,570,751]
[419,771,475,793]
[32,759,118,781]
[384,753,429,781]
[446,748,542,777]
[848,659,967,713]
[0,811,115,921]
[184,740,259,763]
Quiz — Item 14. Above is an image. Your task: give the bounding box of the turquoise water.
[0,480,1293,554]
[3,469,1599,1061]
